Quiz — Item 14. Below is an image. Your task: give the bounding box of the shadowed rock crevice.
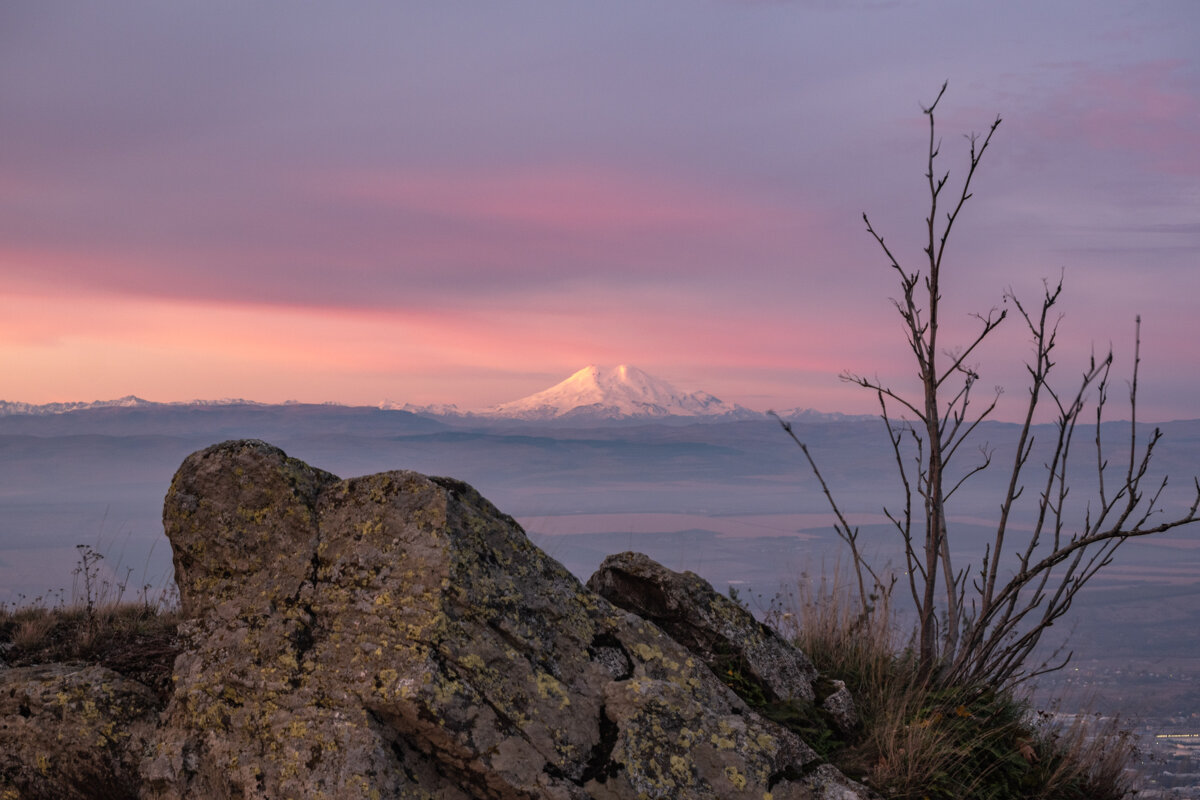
[579,705,622,786]
[588,631,633,681]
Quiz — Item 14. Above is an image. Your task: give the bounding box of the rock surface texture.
[588,552,859,738]
[1,440,876,799]
[588,552,821,704]
[0,663,160,799]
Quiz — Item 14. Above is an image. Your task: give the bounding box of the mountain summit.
[486,365,749,420]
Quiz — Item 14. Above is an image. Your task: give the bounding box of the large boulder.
[153,440,877,798]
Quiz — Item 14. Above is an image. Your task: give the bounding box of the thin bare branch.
[770,412,888,609]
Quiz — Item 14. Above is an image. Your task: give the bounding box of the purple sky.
[2,1,1198,419]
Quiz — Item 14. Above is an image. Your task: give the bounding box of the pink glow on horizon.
[2,286,874,409]
[10,273,1184,420]
[2,3,1197,422]
[3,278,1194,421]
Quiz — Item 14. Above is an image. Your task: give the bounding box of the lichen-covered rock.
[0,663,160,800]
[144,440,883,799]
[587,553,869,779]
[7,440,877,799]
[148,440,879,798]
[587,551,821,706]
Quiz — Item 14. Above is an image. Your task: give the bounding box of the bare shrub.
[775,82,1199,690]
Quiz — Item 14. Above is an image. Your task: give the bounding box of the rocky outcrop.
[588,552,859,738]
[588,552,821,704]
[2,440,875,799]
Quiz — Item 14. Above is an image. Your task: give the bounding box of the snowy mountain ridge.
[483,364,755,421]
[0,396,265,416]
[1,368,863,422]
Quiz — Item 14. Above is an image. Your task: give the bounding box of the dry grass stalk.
[767,569,1143,799]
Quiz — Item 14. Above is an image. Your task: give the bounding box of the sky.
[2,1,1198,419]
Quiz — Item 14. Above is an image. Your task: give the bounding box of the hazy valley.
[3,379,1200,793]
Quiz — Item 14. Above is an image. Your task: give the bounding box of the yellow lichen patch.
[359,519,384,538]
[236,504,273,525]
[535,672,570,709]
[97,720,119,747]
[710,732,737,751]
[632,642,662,663]
[754,732,776,750]
[375,667,400,691]
[725,765,747,790]
[677,726,696,749]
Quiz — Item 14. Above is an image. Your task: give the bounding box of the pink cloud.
[1,159,836,317]
[1026,60,1200,175]
[330,165,782,233]
[311,163,819,283]
[0,267,892,410]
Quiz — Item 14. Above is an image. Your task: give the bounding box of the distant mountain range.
[0,366,866,423]
[0,396,260,416]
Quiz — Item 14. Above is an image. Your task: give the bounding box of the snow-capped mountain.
[484,365,754,421]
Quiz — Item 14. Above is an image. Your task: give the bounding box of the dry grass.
[0,545,181,702]
[1032,706,1141,800]
[10,608,58,651]
[0,600,181,701]
[765,571,1143,799]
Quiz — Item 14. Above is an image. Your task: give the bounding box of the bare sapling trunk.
[778,82,1200,689]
